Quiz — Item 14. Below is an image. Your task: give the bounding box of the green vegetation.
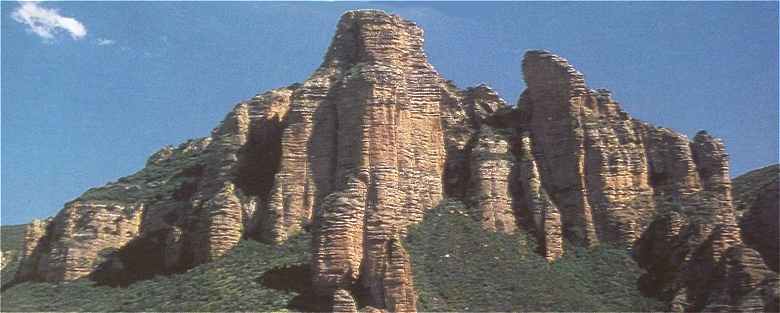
[78,138,207,204]
[2,198,668,312]
[1,224,26,253]
[405,200,664,312]
[1,234,311,312]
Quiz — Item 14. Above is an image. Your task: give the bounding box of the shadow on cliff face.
[258,263,373,312]
[2,220,57,291]
[89,228,194,287]
[235,116,284,204]
[257,263,332,312]
[238,114,287,243]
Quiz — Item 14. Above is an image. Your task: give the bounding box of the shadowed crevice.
[258,263,332,312]
[89,228,194,287]
[258,263,373,312]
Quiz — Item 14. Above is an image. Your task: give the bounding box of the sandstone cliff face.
[14,219,48,282]
[632,163,780,312]
[499,50,776,311]
[13,138,212,284]
[13,11,505,310]
[502,52,738,259]
[28,202,142,281]
[735,164,779,272]
[12,10,776,313]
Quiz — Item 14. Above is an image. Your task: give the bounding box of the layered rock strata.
[505,50,772,311]
[14,219,49,282]
[13,138,212,284]
[12,10,776,313]
[515,132,563,260]
[305,12,524,310]
[503,51,735,258]
[13,11,512,311]
[736,165,779,272]
[14,203,142,282]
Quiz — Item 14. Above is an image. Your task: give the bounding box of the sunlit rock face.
[12,10,776,313]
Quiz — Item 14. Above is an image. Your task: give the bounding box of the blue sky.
[2,2,778,225]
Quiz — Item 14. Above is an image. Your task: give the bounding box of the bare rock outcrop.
[701,246,778,312]
[467,127,517,234]
[732,164,778,212]
[14,203,142,282]
[630,162,779,312]
[736,164,779,272]
[506,50,734,257]
[13,138,211,283]
[12,11,509,311]
[14,219,49,282]
[305,11,522,310]
[0,251,12,272]
[333,288,359,313]
[514,131,563,260]
[11,10,776,313]
[509,50,770,312]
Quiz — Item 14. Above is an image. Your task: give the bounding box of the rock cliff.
[10,10,777,313]
[735,164,779,272]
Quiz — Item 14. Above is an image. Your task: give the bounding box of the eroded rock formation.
[12,10,777,313]
[736,164,779,272]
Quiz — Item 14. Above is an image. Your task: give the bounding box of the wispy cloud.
[96,38,115,46]
[11,1,87,41]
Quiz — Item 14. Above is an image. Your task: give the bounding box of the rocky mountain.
[3,10,777,312]
[736,165,779,272]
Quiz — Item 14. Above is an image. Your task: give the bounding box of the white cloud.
[96,38,115,46]
[11,1,87,40]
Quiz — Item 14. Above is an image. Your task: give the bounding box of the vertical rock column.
[191,102,254,263]
[516,132,562,260]
[642,127,703,209]
[191,87,294,264]
[521,50,597,246]
[265,75,339,244]
[349,12,444,312]
[468,127,518,233]
[579,90,656,244]
[312,176,368,294]
[14,219,50,282]
[309,11,448,312]
[691,131,737,227]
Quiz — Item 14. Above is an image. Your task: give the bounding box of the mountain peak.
[522,49,586,95]
[322,9,428,69]
[6,11,776,313]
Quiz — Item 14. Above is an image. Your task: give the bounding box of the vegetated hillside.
[405,200,663,312]
[1,225,25,252]
[1,224,26,286]
[1,164,776,312]
[1,234,311,312]
[0,204,664,312]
